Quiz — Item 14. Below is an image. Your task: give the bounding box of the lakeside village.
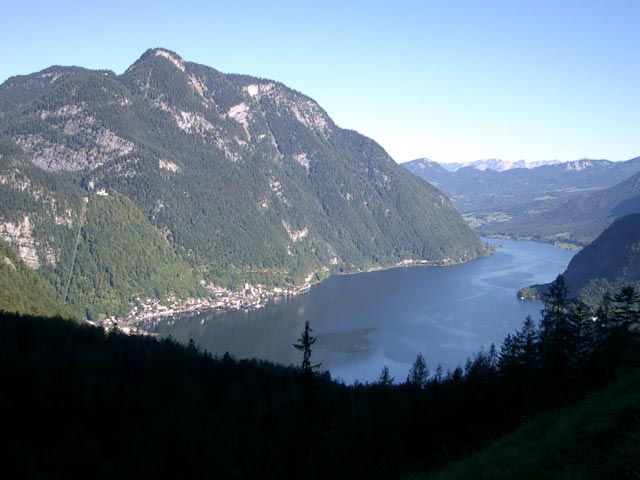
[87,279,314,336]
[87,256,470,336]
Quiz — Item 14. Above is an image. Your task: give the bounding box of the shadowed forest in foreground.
[3,276,640,479]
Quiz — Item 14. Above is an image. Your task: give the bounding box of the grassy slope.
[423,369,640,480]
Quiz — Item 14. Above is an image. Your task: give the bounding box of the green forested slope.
[65,192,206,319]
[561,213,640,300]
[0,139,205,319]
[523,214,640,301]
[0,238,75,318]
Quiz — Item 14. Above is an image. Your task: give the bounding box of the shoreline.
[95,247,495,335]
[478,233,582,251]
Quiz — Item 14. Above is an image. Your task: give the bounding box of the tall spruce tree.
[378,365,394,386]
[293,320,320,375]
[406,353,429,388]
[516,315,539,373]
[613,286,640,328]
[612,286,640,357]
[539,275,578,388]
[570,300,597,369]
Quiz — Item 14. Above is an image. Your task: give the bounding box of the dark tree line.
[498,276,640,409]
[2,276,640,479]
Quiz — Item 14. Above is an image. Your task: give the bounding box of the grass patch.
[421,369,640,480]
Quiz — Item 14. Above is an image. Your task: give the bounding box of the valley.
[403,156,640,247]
[1,21,639,479]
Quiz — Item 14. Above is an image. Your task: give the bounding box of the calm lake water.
[152,239,575,383]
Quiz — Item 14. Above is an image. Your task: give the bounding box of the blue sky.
[2,0,638,164]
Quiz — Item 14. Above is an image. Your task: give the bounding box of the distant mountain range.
[433,158,565,172]
[478,169,640,246]
[403,158,640,212]
[0,48,488,319]
[403,156,640,247]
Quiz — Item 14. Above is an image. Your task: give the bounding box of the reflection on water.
[152,239,574,383]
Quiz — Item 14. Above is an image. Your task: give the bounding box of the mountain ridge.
[0,48,489,318]
[405,157,617,173]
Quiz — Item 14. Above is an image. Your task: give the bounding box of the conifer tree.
[539,275,577,388]
[613,286,640,328]
[434,364,444,384]
[595,291,614,334]
[406,353,429,388]
[516,315,539,372]
[378,365,394,386]
[499,333,519,375]
[570,300,597,368]
[293,320,320,375]
[612,286,640,356]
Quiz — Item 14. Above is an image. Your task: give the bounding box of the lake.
[151,239,575,383]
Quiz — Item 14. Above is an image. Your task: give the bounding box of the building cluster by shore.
[86,280,314,336]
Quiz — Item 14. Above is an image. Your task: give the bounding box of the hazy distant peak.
[401,158,450,175]
[408,157,616,173]
[562,159,611,171]
[402,157,436,168]
[439,158,565,172]
[410,156,640,174]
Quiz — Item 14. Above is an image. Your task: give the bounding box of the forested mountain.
[65,191,206,317]
[522,214,640,302]
[0,48,489,318]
